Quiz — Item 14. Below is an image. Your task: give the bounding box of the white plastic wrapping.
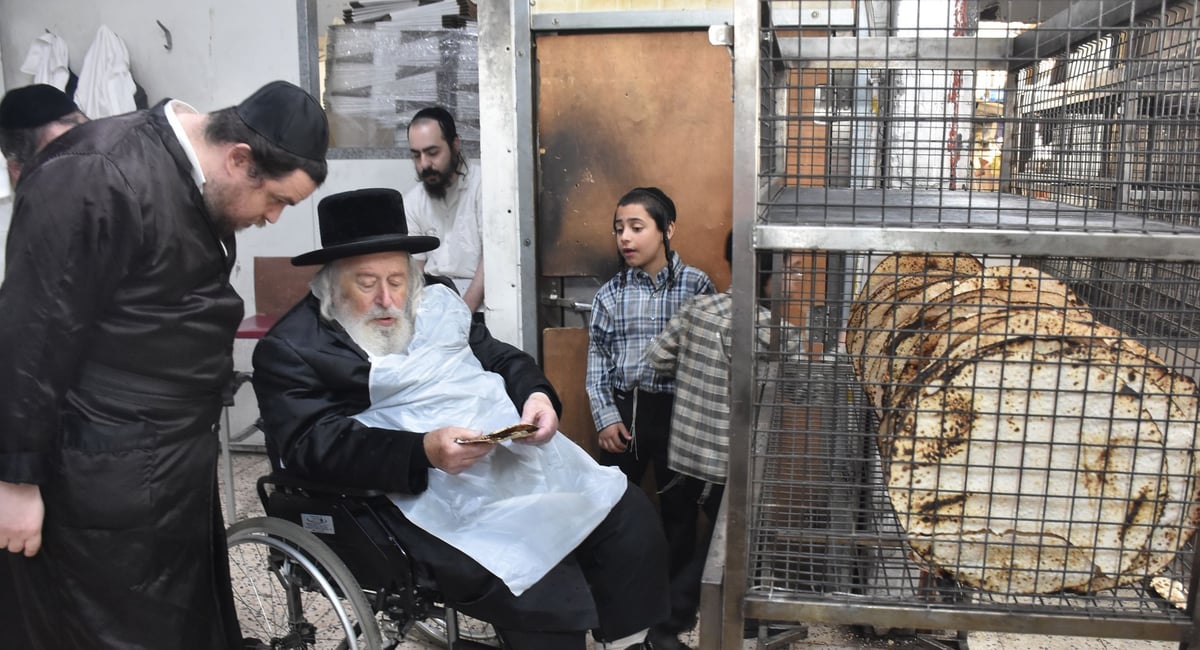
[352,285,627,595]
[325,20,480,151]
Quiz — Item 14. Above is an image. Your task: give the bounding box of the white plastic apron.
[352,284,627,595]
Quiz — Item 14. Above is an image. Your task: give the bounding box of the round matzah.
[849,271,966,366]
[872,307,1098,415]
[855,268,1081,375]
[850,253,983,359]
[859,288,1090,413]
[883,338,1200,594]
[859,277,1086,374]
[855,252,984,307]
[854,274,978,394]
[851,261,1200,592]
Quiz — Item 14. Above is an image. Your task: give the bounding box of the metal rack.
[720,1,1200,648]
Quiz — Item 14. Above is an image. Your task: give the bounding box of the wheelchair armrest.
[222,371,254,407]
[231,371,253,392]
[256,472,388,509]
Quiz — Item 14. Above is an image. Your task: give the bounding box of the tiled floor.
[218,451,1179,650]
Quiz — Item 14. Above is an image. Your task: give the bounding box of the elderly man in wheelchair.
[240,188,671,650]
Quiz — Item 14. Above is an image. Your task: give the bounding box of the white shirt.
[163,100,204,191]
[403,159,483,299]
[164,100,226,257]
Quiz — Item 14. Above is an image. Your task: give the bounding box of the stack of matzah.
[848,252,1200,594]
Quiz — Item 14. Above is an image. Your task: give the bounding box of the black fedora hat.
[291,188,439,266]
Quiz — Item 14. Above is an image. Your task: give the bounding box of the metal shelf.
[751,188,1200,261]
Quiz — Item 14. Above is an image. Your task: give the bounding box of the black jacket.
[251,283,561,493]
[0,104,243,649]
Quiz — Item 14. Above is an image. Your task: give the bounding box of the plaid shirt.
[586,253,715,431]
[645,291,803,483]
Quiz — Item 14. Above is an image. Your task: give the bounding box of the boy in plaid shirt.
[644,231,803,636]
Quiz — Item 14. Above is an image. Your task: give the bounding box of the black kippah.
[234,80,329,163]
[637,186,677,223]
[0,84,79,130]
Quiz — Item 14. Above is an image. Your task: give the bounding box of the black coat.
[252,285,561,493]
[0,104,243,649]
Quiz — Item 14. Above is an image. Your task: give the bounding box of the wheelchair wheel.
[227,517,383,650]
[412,608,501,647]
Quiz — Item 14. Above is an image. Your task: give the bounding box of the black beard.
[418,151,462,200]
[422,173,450,199]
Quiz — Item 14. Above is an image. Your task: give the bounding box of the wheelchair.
[226,471,503,649]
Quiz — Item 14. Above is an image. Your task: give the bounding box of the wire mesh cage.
[746,252,1200,630]
[756,0,1200,232]
[724,0,1200,646]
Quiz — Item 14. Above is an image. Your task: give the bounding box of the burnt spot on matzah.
[916,492,968,514]
[1118,383,1142,399]
[1082,448,1112,495]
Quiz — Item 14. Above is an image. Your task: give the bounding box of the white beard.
[336,303,415,358]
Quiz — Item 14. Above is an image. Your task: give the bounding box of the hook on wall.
[156,20,172,51]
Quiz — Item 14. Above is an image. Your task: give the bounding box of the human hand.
[0,481,44,556]
[516,392,558,444]
[597,422,631,454]
[424,427,495,474]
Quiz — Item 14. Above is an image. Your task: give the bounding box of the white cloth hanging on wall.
[19,32,70,90]
[75,26,137,119]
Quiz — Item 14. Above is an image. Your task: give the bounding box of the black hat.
[0,84,80,130]
[292,188,440,266]
[235,80,329,163]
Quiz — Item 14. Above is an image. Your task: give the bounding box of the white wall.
[0,0,300,108]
